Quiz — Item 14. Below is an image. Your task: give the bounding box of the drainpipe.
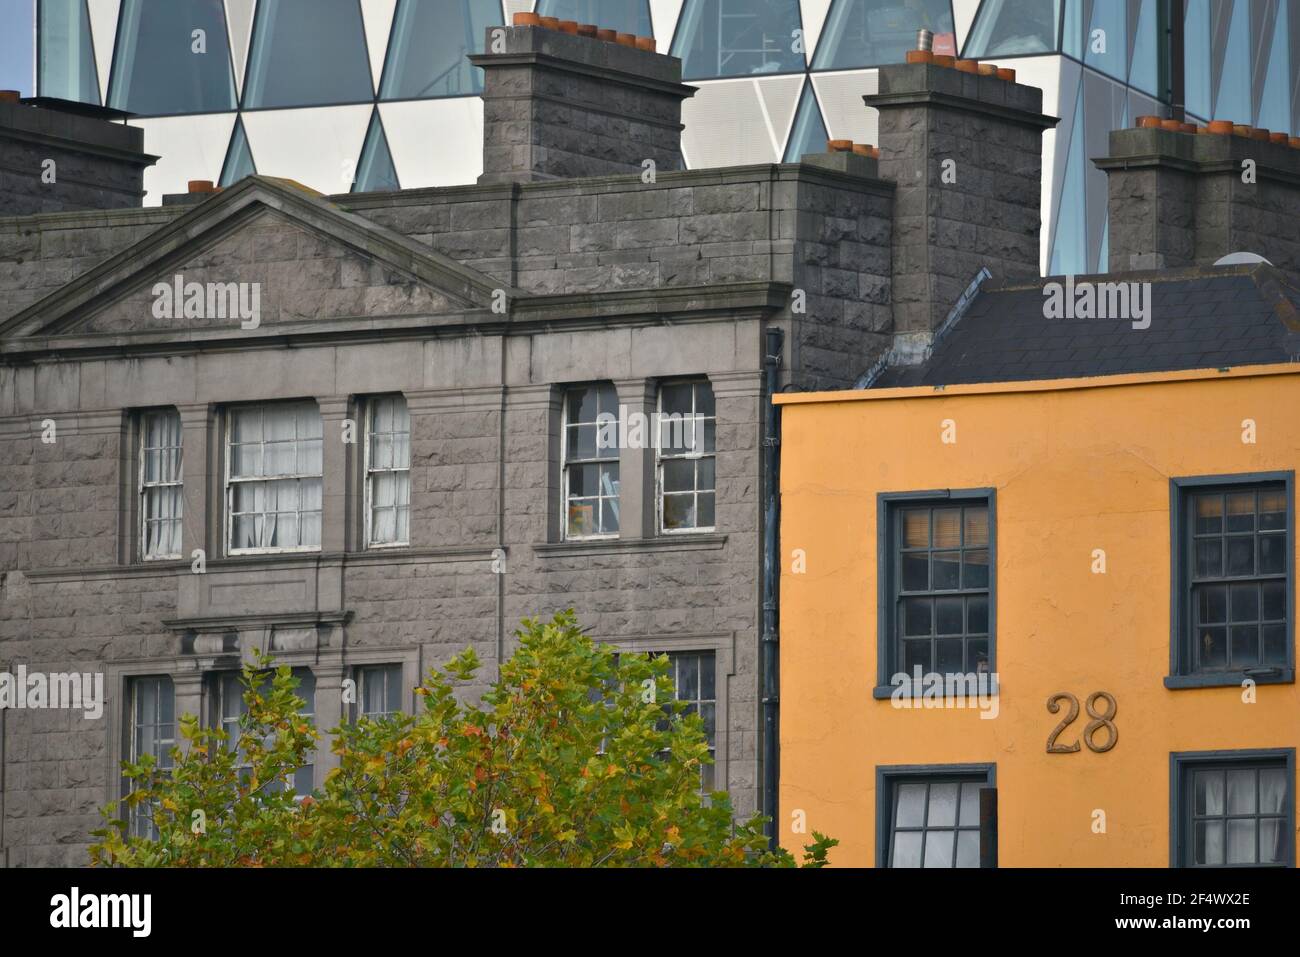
[761,326,784,849]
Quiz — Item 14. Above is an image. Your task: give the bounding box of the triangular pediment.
[0,177,518,341]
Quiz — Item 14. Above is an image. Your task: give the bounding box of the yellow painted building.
[777,364,1298,868]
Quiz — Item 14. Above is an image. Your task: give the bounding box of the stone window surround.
[103,640,421,811]
[599,631,736,795]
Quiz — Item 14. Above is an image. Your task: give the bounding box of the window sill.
[1164,669,1294,689]
[533,534,727,558]
[873,673,1000,700]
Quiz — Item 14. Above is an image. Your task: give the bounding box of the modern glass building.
[26,0,1300,274]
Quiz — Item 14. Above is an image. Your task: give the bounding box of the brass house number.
[1046,691,1118,754]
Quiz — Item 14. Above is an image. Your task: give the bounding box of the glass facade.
[672,0,804,79]
[813,0,955,69]
[109,0,237,116]
[380,0,502,100]
[783,83,830,161]
[243,0,372,108]
[30,0,1300,271]
[38,0,99,103]
[353,111,400,192]
[219,118,256,187]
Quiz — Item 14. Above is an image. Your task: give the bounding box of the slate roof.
[871,263,1300,388]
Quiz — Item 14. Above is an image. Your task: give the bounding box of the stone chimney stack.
[865,60,1056,344]
[471,19,695,185]
[1096,122,1300,284]
[0,93,156,215]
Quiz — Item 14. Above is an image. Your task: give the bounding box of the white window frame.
[363,395,411,549]
[138,408,184,560]
[656,379,716,535]
[224,401,323,556]
[216,666,316,799]
[561,383,621,541]
[353,662,404,720]
[127,675,175,838]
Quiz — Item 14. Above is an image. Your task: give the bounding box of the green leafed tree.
[91,610,835,867]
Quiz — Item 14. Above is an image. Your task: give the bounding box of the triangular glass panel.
[219,117,256,187]
[1084,0,1127,82]
[1256,0,1290,132]
[108,0,237,116]
[381,0,502,99]
[963,0,1058,59]
[536,0,652,36]
[1127,0,1157,97]
[243,0,373,108]
[1212,0,1250,122]
[1048,88,1086,276]
[783,83,829,162]
[1183,0,1211,119]
[37,0,100,103]
[813,0,954,70]
[352,111,400,192]
[673,0,804,79]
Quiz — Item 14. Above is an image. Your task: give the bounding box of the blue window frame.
[1167,472,1295,689]
[874,488,997,698]
[876,763,996,868]
[1170,750,1295,868]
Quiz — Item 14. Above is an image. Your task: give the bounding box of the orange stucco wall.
[777,366,1300,867]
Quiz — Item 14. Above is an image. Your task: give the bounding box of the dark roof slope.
[872,263,1300,388]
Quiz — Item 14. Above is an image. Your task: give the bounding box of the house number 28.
[1045,691,1118,753]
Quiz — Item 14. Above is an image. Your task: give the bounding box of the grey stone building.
[0,25,1071,866]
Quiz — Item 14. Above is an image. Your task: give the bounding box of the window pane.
[1229,625,1259,667]
[1225,492,1255,532]
[695,493,714,528]
[1194,820,1224,865]
[902,598,931,637]
[932,552,960,589]
[109,0,237,116]
[1229,584,1259,623]
[934,638,963,673]
[956,830,980,868]
[674,0,804,80]
[1225,537,1254,576]
[1258,491,1286,530]
[663,459,694,493]
[1226,769,1256,814]
[891,830,922,867]
[959,782,981,826]
[38,0,99,103]
[1260,768,1287,814]
[1262,625,1287,665]
[1197,585,1227,624]
[1259,534,1285,575]
[1194,494,1223,534]
[381,0,501,100]
[967,597,988,634]
[932,509,961,548]
[1195,769,1224,815]
[902,510,929,548]
[903,639,930,674]
[1195,539,1222,578]
[963,507,988,546]
[927,783,959,827]
[243,0,372,108]
[901,553,928,591]
[1197,627,1227,669]
[923,829,954,867]
[962,549,989,589]
[963,0,1059,57]
[895,783,926,827]
[935,598,963,635]
[1226,819,1256,865]
[814,0,955,70]
[1260,819,1284,864]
